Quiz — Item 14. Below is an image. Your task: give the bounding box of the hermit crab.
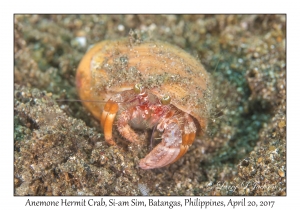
[76,38,211,169]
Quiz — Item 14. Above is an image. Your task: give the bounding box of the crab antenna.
[55,99,132,104]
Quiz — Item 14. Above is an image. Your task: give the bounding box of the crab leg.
[101,99,119,146]
[116,108,139,143]
[101,89,140,145]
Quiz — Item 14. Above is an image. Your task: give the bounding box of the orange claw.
[170,132,196,164]
[101,100,119,146]
[139,112,197,169]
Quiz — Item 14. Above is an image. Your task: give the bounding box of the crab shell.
[76,38,210,137]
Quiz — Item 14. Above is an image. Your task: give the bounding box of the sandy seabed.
[14,14,286,196]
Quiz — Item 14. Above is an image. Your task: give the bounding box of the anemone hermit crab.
[76,38,211,169]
